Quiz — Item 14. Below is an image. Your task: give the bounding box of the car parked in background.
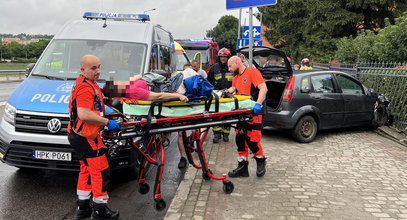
[238,46,379,143]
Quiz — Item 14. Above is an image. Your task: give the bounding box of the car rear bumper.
[263,110,296,129]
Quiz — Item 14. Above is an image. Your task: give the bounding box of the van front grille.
[15,112,69,135]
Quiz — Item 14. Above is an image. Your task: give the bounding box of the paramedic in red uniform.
[226,56,268,178]
[68,55,120,220]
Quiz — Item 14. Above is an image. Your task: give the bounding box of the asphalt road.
[0,81,21,102]
[0,81,187,219]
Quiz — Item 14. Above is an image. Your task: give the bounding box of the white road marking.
[0,101,6,106]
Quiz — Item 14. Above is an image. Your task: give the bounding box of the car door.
[310,73,344,129]
[334,73,373,125]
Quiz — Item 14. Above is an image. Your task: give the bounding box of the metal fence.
[0,70,26,81]
[314,62,407,131]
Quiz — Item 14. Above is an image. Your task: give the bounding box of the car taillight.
[282,76,295,102]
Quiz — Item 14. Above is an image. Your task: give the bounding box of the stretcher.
[102,95,254,211]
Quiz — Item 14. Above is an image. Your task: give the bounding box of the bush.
[13,58,37,63]
[335,12,407,63]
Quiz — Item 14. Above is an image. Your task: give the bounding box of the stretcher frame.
[102,96,253,211]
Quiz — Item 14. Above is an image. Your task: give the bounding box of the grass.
[0,63,29,70]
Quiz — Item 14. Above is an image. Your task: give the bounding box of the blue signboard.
[242,26,261,39]
[236,38,263,49]
[227,0,277,10]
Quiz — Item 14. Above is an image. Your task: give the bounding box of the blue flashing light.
[83,12,150,21]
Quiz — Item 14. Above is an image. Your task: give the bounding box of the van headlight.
[4,103,16,126]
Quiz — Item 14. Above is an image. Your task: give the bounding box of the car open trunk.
[238,46,293,111]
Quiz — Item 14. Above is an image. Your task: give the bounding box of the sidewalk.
[165,132,279,220]
[165,127,407,220]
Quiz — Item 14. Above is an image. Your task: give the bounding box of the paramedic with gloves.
[226,56,268,178]
[68,55,120,220]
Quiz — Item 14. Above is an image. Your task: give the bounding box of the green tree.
[259,0,407,63]
[206,15,239,54]
[375,14,407,62]
[335,30,380,63]
[335,12,407,63]
[29,40,50,59]
[7,42,24,59]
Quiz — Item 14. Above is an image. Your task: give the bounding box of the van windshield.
[32,39,147,81]
[185,50,209,64]
[175,52,190,72]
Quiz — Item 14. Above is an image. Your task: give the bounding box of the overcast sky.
[0,0,261,38]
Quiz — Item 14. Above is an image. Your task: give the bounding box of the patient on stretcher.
[103,74,188,102]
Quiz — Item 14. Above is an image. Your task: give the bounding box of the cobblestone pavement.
[165,127,407,220]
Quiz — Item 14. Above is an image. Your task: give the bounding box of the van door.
[310,73,344,129]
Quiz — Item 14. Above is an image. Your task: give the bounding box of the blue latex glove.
[107,119,121,131]
[252,103,263,115]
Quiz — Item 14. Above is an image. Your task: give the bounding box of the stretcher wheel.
[202,169,213,180]
[154,198,166,211]
[162,137,170,148]
[139,182,150,194]
[223,181,234,194]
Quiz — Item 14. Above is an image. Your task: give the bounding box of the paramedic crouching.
[68,55,120,220]
[226,56,268,178]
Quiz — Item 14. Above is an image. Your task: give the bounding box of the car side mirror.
[25,63,35,77]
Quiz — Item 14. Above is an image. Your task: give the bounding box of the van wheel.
[292,116,317,143]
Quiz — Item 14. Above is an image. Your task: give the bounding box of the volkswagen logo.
[47,118,62,133]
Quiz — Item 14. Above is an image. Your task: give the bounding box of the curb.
[376,126,407,147]
[165,163,198,219]
[0,79,24,83]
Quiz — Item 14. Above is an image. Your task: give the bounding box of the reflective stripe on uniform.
[237,156,248,162]
[213,127,222,131]
[93,195,109,204]
[77,190,92,200]
[222,128,231,133]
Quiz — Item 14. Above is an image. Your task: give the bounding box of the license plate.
[33,150,72,161]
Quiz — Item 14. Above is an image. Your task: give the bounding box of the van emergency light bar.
[83,12,150,21]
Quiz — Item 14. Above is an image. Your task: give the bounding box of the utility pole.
[238,9,242,39]
[249,7,253,67]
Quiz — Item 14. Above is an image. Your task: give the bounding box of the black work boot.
[178,157,187,169]
[74,199,92,220]
[228,161,249,178]
[213,131,221,143]
[254,157,266,177]
[91,203,120,220]
[222,133,229,142]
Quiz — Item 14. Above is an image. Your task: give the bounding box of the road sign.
[242,26,261,39]
[236,38,263,49]
[227,0,277,10]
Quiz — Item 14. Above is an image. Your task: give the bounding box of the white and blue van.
[0,12,177,171]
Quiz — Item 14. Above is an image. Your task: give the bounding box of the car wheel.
[292,115,317,143]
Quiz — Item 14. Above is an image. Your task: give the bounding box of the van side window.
[149,45,158,72]
[336,74,364,95]
[159,46,172,74]
[311,74,335,93]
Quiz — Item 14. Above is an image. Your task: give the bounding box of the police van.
[0,12,177,171]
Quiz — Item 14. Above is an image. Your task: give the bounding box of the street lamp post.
[143,8,156,14]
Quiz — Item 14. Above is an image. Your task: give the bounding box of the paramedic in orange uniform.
[226,56,268,178]
[68,55,120,220]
